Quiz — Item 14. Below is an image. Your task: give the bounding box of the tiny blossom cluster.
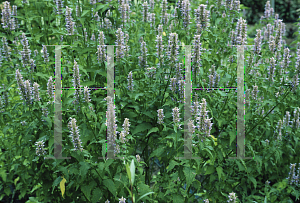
[286,163,300,186]
[194,5,210,32]
[191,35,202,79]
[268,57,276,83]
[142,1,148,22]
[105,96,119,156]
[139,38,148,68]
[253,29,263,55]
[1,1,16,30]
[2,37,11,60]
[160,0,168,25]
[252,83,259,101]
[96,31,107,64]
[227,192,238,203]
[55,0,64,15]
[68,118,84,152]
[155,31,164,67]
[136,154,141,163]
[172,107,181,129]
[157,109,165,124]
[72,60,82,106]
[208,65,220,88]
[20,32,32,67]
[35,140,47,156]
[83,86,91,103]
[115,28,125,62]
[42,45,49,63]
[194,98,213,141]
[263,1,274,19]
[32,82,41,102]
[145,67,156,79]
[167,33,180,65]
[65,6,75,35]
[181,0,191,29]
[127,71,134,91]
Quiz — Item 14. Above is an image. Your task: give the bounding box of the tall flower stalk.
[68,118,84,152]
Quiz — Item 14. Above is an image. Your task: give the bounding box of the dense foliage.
[0,0,300,202]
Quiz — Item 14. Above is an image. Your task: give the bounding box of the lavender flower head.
[35,140,47,156]
[127,71,134,91]
[42,45,49,63]
[157,109,165,124]
[32,82,41,102]
[47,76,54,104]
[20,32,32,67]
[72,60,82,105]
[83,86,91,103]
[172,107,181,129]
[68,117,84,152]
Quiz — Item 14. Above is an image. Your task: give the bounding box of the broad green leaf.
[216,166,224,182]
[183,167,196,192]
[81,10,89,17]
[205,165,215,175]
[91,187,102,202]
[80,180,97,201]
[149,147,165,159]
[131,123,152,135]
[166,160,179,172]
[79,161,90,178]
[0,168,7,182]
[146,127,158,136]
[103,179,116,197]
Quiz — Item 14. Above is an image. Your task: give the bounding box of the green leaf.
[80,180,97,201]
[136,192,155,202]
[79,161,90,178]
[134,93,144,101]
[81,10,89,17]
[248,176,257,189]
[0,168,7,182]
[103,179,117,198]
[131,123,152,135]
[183,167,196,192]
[216,166,224,182]
[91,187,102,203]
[205,165,215,175]
[146,127,158,136]
[229,131,236,146]
[166,160,179,172]
[149,147,165,159]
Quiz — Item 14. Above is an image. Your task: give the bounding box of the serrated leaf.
[91,187,102,202]
[103,179,117,197]
[80,180,96,201]
[149,147,165,159]
[183,167,196,191]
[248,176,257,189]
[79,161,90,178]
